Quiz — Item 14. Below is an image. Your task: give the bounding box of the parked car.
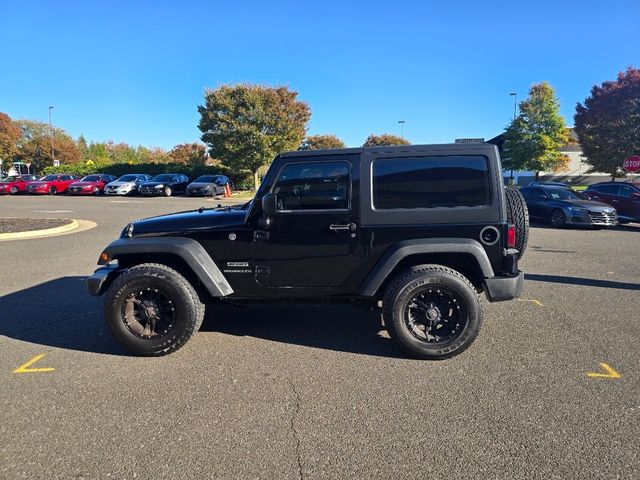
[68,174,117,195]
[0,174,39,195]
[104,174,152,196]
[186,175,230,196]
[583,182,640,223]
[528,181,570,188]
[26,174,80,195]
[139,174,189,197]
[520,185,617,227]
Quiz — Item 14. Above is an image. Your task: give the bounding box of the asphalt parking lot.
[1,195,639,479]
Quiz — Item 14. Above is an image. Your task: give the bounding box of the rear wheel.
[103,263,205,356]
[550,208,566,227]
[383,265,482,360]
[504,187,529,259]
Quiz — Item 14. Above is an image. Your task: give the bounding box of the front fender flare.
[98,237,233,297]
[358,238,495,297]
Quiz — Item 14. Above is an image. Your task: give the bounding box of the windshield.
[41,175,58,181]
[546,188,582,200]
[81,175,101,182]
[152,174,174,182]
[195,175,220,182]
[118,175,138,182]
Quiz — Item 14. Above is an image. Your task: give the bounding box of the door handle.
[329,223,357,232]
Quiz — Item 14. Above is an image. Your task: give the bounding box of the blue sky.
[1,0,639,149]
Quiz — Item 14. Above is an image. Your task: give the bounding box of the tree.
[363,134,410,147]
[0,112,20,165]
[15,119,81,171]
[502,82,570,179]
[169,143,207,165]
[574,67,640,179]
[299,134,345,150]
[198,84,311,190]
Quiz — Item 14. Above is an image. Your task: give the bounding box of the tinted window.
[152,174,173,182]
[593,185,620,195]
[373,156,490,209]
[273,161,350,211]
[545,188,580,200]
[82,175,101,182]
[619,185,636,197]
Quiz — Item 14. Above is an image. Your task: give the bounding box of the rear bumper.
[86,264,120,296]
[483,271,524,302]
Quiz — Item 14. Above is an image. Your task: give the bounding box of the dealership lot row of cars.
[0,173,232,197]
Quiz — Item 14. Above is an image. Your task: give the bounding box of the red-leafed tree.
[574,67,640,179]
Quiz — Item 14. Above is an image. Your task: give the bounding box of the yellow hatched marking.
[13,354,55,374]
[517,298,544,307]
[586,363,621,379]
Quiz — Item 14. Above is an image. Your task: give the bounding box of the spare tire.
[505,187,529,259]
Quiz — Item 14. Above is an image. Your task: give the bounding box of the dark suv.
[88,144,527,360]
[584,182,640,223]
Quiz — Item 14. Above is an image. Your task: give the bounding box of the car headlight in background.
[154,184,164,189]
[566,206,588,215]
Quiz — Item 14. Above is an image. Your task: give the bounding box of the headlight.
[567,206,587,214]
[202,185,211,189]
[154,184,164,189]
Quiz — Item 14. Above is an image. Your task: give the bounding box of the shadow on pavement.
[1,277,402,358]
[0,276,127,355]
[526,273,640,291]
[202,302,403,358]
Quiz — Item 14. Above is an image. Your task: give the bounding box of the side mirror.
[262,193,277,216]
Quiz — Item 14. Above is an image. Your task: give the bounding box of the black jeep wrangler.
[88,144,528,359]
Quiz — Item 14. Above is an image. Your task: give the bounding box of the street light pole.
[48,106,55,165]
[398,120,406,139]
[508,93,517,183]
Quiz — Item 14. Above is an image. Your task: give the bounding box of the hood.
[141,181,170,187]
[107,181,135,187]
[187,182,215,188]
[128,207,248,236]
[71,181,100,187]
[559,199,615,211]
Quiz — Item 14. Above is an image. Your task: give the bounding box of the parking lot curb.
[0,219,80,240]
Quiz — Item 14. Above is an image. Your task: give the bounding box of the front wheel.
[382,265,482,360]
[550,208,566,227]
[10,186,18,195]
[103,263,205,356]
[48,186,57,195]
[164,186,172,197]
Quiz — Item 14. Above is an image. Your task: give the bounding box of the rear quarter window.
[372,155,490,209]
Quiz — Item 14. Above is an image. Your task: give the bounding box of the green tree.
[574,67,640,179]
[169,143,207,165]
[15,119,81,171]
[503,82,570,179]
[299,134,345,150]
[0,112,21,165]
[198,84,311,190]
[363,134,410,147]
[85,142,110,163]
[77,134,88,159]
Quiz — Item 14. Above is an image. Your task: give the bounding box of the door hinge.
[255,266,271,275]
[254,230,270,241]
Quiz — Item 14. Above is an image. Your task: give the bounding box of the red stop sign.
[624,156,640,173]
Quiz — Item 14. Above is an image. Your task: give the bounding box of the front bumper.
[483,271,524,302]
[564,209,617,226]
[86,264,121,296]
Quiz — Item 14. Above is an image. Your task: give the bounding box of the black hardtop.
[279,143,500,159]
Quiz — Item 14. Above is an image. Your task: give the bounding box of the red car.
[0,174,39,195]
[68,174,117,195]
[26,174,80,195]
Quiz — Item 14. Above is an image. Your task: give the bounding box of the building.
[486,129,611,186]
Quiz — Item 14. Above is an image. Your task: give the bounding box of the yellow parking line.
[13,354,55,374]
[517,298,544,307]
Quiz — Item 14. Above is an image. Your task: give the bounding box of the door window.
[593,185,620,195]
[619,185,636,197]
[273,161,350,211]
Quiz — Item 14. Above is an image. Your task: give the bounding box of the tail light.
[507,225,516,248]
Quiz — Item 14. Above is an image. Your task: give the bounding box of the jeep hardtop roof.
[280,143,500,158]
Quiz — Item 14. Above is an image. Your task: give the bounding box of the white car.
[104,174,152,196]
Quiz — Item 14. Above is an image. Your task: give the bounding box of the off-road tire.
[382,264,482,360]
[103,263,205,356]
[505,187,529,259]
